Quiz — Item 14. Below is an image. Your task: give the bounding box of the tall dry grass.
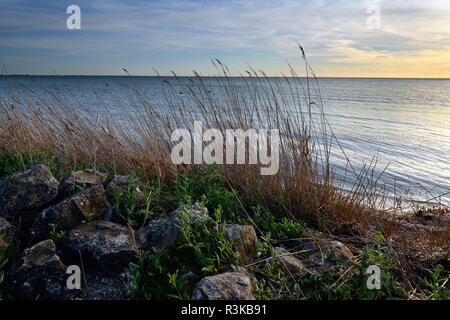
[0,52,436,240]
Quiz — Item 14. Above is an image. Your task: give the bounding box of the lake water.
[1,76,449,208]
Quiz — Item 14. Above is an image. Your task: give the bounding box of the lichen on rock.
[30,185,109,241]
[63,220,137,273]
[0,164,59,218]
[222,224,259,264]
[0,217,16,243]
[4,239,68,300]
[274,246,305,275]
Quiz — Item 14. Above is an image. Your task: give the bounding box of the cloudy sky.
[1,0,450,77]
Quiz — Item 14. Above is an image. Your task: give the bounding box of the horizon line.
[2,74,450,80]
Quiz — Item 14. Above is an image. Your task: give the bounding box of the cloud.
[1,0,450,76]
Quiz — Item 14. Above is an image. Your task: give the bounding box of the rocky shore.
[0,162,448,300]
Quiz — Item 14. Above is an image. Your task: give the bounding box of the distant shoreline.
[2,74,450,80]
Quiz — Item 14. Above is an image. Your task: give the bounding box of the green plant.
[0,149,58,179]
[81,211,95,224]
[126,203,238,300]
[0,150,25,179]
[167,270,190,300]
[298,233,406,300]
[355,233,406,299]
[145,179,169,214]
[239,174,265,209]
[113,176,151,228]
[49,223,67,243]
[176,203,238,275]
[173,166,242,223]
[252,205,305,242]
[0,240,19,300]
[250,235,303,300]
[126,249,190,300]
[424,264,449,300]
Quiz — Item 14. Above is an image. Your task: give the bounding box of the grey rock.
[0,217,16,243]
[274,247,305,275]
[192,267,257,300]
[69,272,130,300]
[5,239,68,300]
[327,240,354,261]
[297,241,317,253]
[106,175,146,202]
[63,221,137,273]
[59,168,107,196]
[105,175,129,197]
[309,240,355,266]
[107,175,130,191]
[0,164,59,218]
[136,203,210,250]
[31,185,109,241]
[223,224,259,264]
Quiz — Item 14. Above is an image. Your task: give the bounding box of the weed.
[48,223,67,243]
[0,240,19,300]
[424,264,449,299]
[126,249,190,300]
[251,205,305,242]
[113,177,151,228]
[299,233,407,300]
[250,236,303,300]
[0,149,57,179]
[126,203,238,299]
[173,166,242,223]
[177,203,238,275]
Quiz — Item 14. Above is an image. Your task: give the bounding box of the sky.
[1,0,450,77]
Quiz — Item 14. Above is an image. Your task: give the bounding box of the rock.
[136,203,210,250]
[69,272,130,300]
[63,221,137,273]
[0,164,59,218]
[182,271,201,293]
[222,224,259,264]
[0,217,16,243]
[0,238,8,251]
[107,175,129,191]
[103,207,116,222]
[59,168,107,196]
[310,240,355,266]
[106,175,145,203]
[325,240,354,261]
[274,247,305,274]
[192,267,257,300]
[4,239,68,300]
[30,185,109,241]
